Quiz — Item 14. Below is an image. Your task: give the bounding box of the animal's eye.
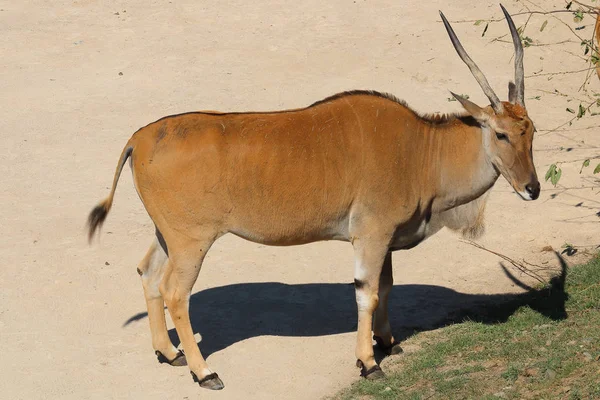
[496,132,509,142]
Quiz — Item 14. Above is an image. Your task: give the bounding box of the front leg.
[352,236,390,380]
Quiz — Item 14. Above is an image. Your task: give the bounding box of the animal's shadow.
[125,255,568,359]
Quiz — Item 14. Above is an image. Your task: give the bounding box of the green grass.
[334,254,600,400]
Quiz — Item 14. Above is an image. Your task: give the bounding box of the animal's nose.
[525,181,540,200]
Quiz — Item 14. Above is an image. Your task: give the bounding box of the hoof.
[365,367,386,380]
[356,360,386,380]
[191,371,225,390]
[155,350,187,366]
[374,335,403,356]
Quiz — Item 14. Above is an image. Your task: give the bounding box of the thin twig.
[571,0,600,14]
[461,240,549,285]
[537,125,599,131]
[539,99,599,135]
[544,155,600,165]
[579,10,599,91]
[531,88,569,97]
[495,39,576,46]
[443,10,587,24]
[526,67,597,78]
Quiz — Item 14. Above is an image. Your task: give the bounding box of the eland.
[87,5,539,390]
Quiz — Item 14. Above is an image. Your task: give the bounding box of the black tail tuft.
[87,201,109,243]
[86,144,133,244]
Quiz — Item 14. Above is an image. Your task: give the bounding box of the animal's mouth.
[515,189,535,201]
[512,180,540,201]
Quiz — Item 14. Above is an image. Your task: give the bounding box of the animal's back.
[129,92,425,244]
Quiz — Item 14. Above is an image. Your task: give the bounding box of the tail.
[87,144,134,243]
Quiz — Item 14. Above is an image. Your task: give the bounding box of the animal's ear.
[508,81,517,104]
[450,92,490,123]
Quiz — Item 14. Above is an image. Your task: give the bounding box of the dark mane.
[419,112,479,127]
[309,90,478,127]
[309,90,409,108]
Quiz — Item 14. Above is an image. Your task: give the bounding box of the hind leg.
[373,252,402,355]
[138,238,185,366]
[160,232,224,390]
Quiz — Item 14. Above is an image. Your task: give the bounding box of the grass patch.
[334,254,600,400]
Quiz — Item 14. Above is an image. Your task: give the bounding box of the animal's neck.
[427,119,499,212]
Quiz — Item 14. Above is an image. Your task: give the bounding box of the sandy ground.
[1,0,599,399]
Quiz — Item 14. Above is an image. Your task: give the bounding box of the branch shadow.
[124,254,568,359]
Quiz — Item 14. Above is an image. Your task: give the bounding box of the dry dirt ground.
[1,1,599,399]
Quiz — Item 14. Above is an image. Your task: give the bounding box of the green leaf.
[566,107,575,113]
[545,164,562,186]
[574,10,584,23]
[551,167,562,186]
[540,20,548,32]
[474,20,483,26]
[594,163,600,174]
[545,164,556,182]
[482,23,489,37]
[577,104,586,118]
[583,159,590,167]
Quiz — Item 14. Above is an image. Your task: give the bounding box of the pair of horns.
[440,4,524,113]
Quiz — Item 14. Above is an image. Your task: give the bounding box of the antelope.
[87,5,539,390]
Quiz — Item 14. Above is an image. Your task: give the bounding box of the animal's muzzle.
[525,180,540,200]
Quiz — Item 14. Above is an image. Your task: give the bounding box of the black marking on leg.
[137,268,143,276]
[155,227,168,256]
[357,359,385,379]
[155,349,186,366]
[354,279,366,289]
[191,371,224,390]
[360,364,383,378]
[191,371,218,384]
